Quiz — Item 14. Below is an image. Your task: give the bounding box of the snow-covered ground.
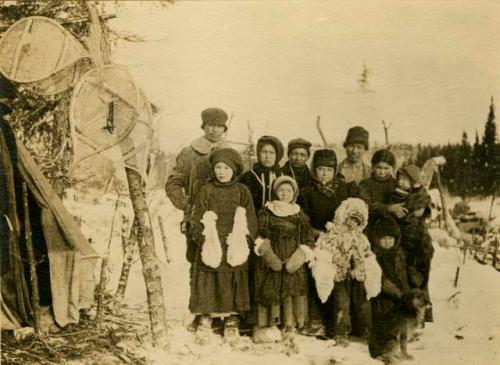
[63,190,500,365]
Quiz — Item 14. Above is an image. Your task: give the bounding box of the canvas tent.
[1,116,98,330]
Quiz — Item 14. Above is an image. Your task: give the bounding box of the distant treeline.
[413,98,499,199]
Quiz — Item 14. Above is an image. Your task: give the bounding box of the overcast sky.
[107,1,500,153]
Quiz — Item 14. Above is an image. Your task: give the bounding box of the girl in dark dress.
[189,148,258,345]
[253,176,315,343]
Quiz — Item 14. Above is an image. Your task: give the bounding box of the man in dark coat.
[281,138,314,189]
[165,107,229,264]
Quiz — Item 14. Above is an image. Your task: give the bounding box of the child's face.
[315,166,335,184]
[397,173,412,191]
[373,162,394,181]
[344,216,361,231]
[345,143,366,163]
[378,236,396,249]
[276,183,295,203]
[259,144,277,168]
[214,162,234,183]
[289,148,309,167]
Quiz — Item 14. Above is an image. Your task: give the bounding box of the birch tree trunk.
[157,216,171,263]
[125,167,169,347]
[114,215,139,309]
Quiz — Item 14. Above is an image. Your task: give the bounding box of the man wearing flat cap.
[338,126,372,184]
[165,107,229,264]
[281,138,314,189]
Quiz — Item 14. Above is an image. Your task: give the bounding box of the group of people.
[165,107,434,363]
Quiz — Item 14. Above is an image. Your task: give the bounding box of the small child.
[189,148,258,345]
[311,198,382,346]
[368,216,426,364]
[253,176,315,343]
[389,164,434,322]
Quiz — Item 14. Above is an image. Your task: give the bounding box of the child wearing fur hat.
[282,138,314,189]
[368,216,427,364]
[389,165,434,322]
[252,176,315,343]
[297,148,353,337]
[189,148,258,345]
[311,198,382,346]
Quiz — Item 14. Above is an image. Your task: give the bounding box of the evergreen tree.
[481,97,499,196]
[456,131,472,199]
[471,130,483,195]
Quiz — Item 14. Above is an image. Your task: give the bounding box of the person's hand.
[388,204,408,218]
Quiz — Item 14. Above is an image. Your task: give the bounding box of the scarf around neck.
[265,200,300,217]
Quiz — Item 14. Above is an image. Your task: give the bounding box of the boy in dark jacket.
[368,216,425,364]
[297,149,352,337]
[281,138,314,189]
[389,165,434,322]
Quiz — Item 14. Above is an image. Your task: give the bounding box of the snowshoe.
[195,315,212,345]
[223,315,241,346]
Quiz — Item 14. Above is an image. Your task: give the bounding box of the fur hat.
[272,175,299,202]
[371,149,396,169]
[370,216,401,245]
[287,138,312,156]
[344,126,369,150]
[201,107,229,130]
[312,149,337,171]
[209,148,244,177]
[333,198,369,231]
[397,165,422,187]
[256,135,284,165]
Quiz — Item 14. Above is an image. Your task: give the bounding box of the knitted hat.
[371,149,396,168]
[256,135,284,165]
[370,215,401,244]
[343,126,369,150]
[200,107,229,130]
[397,165,422,187]
[272,175,299,202]
[312,149,337,170]
[209,148,244,177]
[287,138,312,156]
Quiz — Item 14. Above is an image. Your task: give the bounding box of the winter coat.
[338,158,372,185]
[368,217,413,359]
[281,161,314,190]
[190,180,258,272]
[165,136,228,218]
[297,178,351,232]
[358,175,398,221]
[388,187,434,291]
[311,198,381,303]
[254,207,315,306]
[240,163,282,211]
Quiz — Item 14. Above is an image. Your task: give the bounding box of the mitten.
[286,245,313,273]
[255,238,282,271]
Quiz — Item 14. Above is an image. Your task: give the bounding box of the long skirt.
[189,269,250,315]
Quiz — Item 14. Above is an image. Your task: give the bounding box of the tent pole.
[22,182,41,335]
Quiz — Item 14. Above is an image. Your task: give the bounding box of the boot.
[224,315,240,345]
[252,325,282,343]
[333,334,349,347]
[195,315,212,345]
[300,319,326,338]
[187,314,201,332]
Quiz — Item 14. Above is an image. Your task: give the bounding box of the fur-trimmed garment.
[254,207,315,327]
[189,181,257,314]
[312,198,374,293]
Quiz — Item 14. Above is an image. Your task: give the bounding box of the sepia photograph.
[1,1,499,364]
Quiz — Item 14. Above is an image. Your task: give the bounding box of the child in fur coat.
[253,176,315,343]
[311,198,382,346]
[189,148,258,345]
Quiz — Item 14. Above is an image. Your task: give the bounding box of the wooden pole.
[22,183,41,335]
[157,216,171,263]
[316,115,328,147]
[492,237,498,269]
